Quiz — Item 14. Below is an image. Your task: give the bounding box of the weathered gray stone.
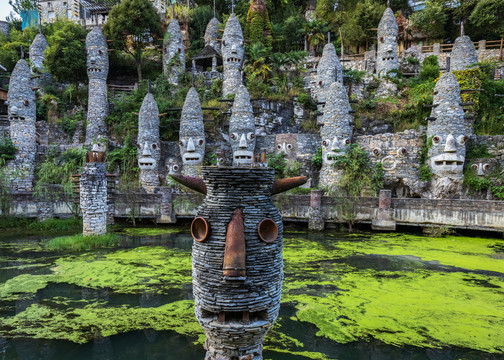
[229,86,255,165]
[316,43,343,108]
[180,87,205,177]
[204,17,221,52]
[138,93,160,192]
[163,19,186,84]
[29,34,49,85]
[450,35,478,72]
[376,7,399,77]
[222,14,244,97]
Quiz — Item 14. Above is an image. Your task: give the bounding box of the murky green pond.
[0,226,503,360]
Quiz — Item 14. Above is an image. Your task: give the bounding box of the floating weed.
[118,227,188,236]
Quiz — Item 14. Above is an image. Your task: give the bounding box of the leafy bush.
[0,138,16,165]
[311,147,323,169]
[267,152,287,179]
[419,55,439,82]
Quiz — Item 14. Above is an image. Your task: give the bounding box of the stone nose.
[10,106,18,115]
[142,142,152,156]
[90,57,96,64]
[477,163,485,176]
[187,137,196,152]
[239,133,247,148]
[223,208,246,278]
[330,137,340,151]
[231,44,237,53]
[444,134,457,153]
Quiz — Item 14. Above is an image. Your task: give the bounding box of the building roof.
[193,45,222,61]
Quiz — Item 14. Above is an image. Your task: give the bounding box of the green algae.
[119,227,187,236]
[0,300,203,344]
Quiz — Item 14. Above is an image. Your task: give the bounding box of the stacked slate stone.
[29,33,49,85]
[450,35,478,72]
[163,19,185,84]
[427,73,469,198]
[138,92,161,192]
[85,27,109,145]
[229,86,256,166]
[316,43,343,124]
[204,17,221,52]
[7,59,36,192]
[179,87,205,177]
[193,167,283,360]
[376,6,399,77]
[222,14,244,97]
[319,82,353,187]
[80,151,108,236]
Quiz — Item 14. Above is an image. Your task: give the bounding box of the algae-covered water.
[0,226,503,360]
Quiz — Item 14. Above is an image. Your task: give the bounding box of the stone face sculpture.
[163,19,185,84]
[229,85,256,165]
[427,73,468,198]
[179,87,205,177]
[7,59,36,192]
[450,35,478,72]
[319,82,353,187]
[138,92,160,192]
[85,27,109,144]
[376,6,399,77]
[204,17,221,52]
[316,43,343,124]
[222,13,244,97]
[274,133,297,161]
[170,166,306,360]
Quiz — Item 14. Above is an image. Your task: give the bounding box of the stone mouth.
[87,68,102,73]
[233,150,253,164]
[226,57,241,63]
[324,152,343,164]
[182,152,203,164]
[9,116,25,121]
[138,157,156,170]
[382,57,395,61]
[431,153,465,173]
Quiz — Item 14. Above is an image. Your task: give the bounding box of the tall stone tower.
[316,42,343,123]
[138,92,160,192]
[229,86,256,166]
[85,27,109,145]
[179,87,205,177]
[376,5,399,77]
[427,73,469,198]
[450,35,478,72]
[29,33,49,85]
[319,82,354,188]
[222,14,244,97]
[204,17,221,51]
[7,59,36,192]
[163,19,185,84]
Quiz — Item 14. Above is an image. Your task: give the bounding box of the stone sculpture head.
[179,87,205,167]
[316,43,342,99]
[138,93,160,172]
[450,35,478,72]
[222,13,244,71]
[275,134,297,161]
[165,157,181,175]
[376,6,398,76]
[229,86,256,165]
[320,82,353,165]
[86,27,109,80]
[427,73,467,179]
[8,59,35,122]
[468,158,499,178]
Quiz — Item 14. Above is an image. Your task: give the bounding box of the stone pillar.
[212,56,217,72]
[433,43,441,55]
[222,14,244,97]
[156,187,176,223]
[478,40,486,51]
[80,151,108,236]
[308,190,324,231]
[163,19,185,85]
[371,189,396,231]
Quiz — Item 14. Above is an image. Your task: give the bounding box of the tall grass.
[44,233,120,251]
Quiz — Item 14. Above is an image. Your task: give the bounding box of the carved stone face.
[275,134,297,161]
[138,93,160,172]
[429,134,467,178]
[137,141,160,170]
[86,27,109,80]
[321,136,350,165]
[222,14,244,71]
[179,136,205,165]
[179,87,205,167]
[165,157,181,175]
[229,86,255,165]
[469,159,498,177]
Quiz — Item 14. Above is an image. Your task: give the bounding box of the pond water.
[0,226,503,360]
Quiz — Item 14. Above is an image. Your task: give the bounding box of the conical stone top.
[180,87,204,137]
[432,72,461,106]
[317,43,343,85]
[86,27,109,80]
[9,59,32,95]
[179,87,205,173]
[378,7,398,36]
[86,26,107,47]
[167,18,182,38]
[450,35,478,72]
[321,81,353,133]
[138,93,160,140]
[229,86,255,165]
[230,85,253,116]
[204,17,221,50]
[223,13,243,40]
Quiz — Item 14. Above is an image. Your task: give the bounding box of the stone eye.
[458,135,468,145]
[199,139,204,146]
[24,100,29,106]
[471,164,478,171]
[483,164,491,171]
[286,144,293,150]
[222,40,226,46]
[247,133,255,141]
[433,136,440,144]
[276,144,282,150]
[322,140,329,147]
[318,81,322,86]
[172,164,179,171]
[373,148,381,156]
[398,147,407,156]
[257,219,278,243]
[379,37,384,43]
[151,143,157,149]
[179,140,183,146]
[191,217,210,242]
[345,139,350,145]
[98,50,102,55]
[230,133,237,140]
[137,144,141,149]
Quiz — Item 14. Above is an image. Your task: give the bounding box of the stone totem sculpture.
[316,42,343,124]
[7,59,36,192]
[376,5,399,77]
[85,27,109,145]
[427,72,469,198]
[204,17,221,52]
[229,85,256,166]
[29,33,49,84]
[319,81,353,188]
[80,145,108,236]
[222,13,244,97]
[179,87,205,177]
[170,168,306,360]
[450,35,478,72]
[138,91,161,192]
[163,19,185,84]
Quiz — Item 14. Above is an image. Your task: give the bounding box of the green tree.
[0,26,38,71]
[8,0,37,15]
[469,0,504,39]
[409,0,448,42]
[104,0,163,82]
[45,20,87,93]
[246,0,272,49]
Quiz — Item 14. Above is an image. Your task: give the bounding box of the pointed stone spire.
[376,6,399,77]
[29,33,48,74]
[229,85,255,165]
[450,35,478,72]
[86,27,109,81]
[179,87,205,176]
[204,17,221,51]
[315,42,343,124]
[222,13,244,96]
[138,92,161,191]
[163,18,186,84]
